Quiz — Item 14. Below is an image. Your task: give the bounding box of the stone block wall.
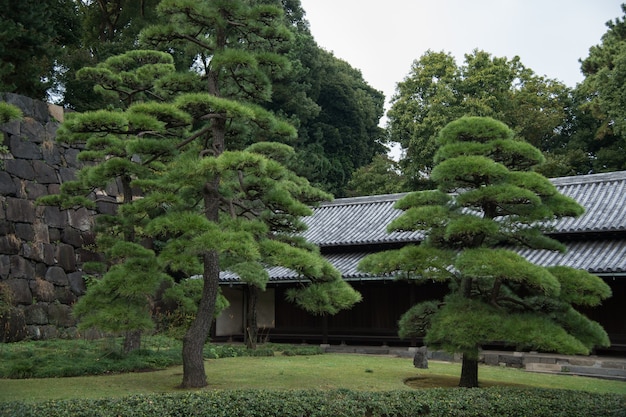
[0,93,115,341]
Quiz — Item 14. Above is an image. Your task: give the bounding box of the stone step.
[525,362,626,381]
[525,363,563,373]
[565,365,626,379]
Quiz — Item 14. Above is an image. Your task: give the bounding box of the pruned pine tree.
[38,50,189,353]
[138,142,361,351]
[138,0,360,388]
[359,116,612,388]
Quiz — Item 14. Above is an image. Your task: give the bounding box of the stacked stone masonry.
[0,93,118,342]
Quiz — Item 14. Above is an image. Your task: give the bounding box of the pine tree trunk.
[180,93,224,387]
[458,279,479,388]
[180,250,220,388]
[459,354,479,388]
[245,285,258,350]
[179,40,226,388]
[123,329,142,354]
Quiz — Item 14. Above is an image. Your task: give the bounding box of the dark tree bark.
[459,355,479,388]
[180,250,220,388]
[180,99,225,387]
[245,285,259,349]
[123,329,142,354]
[179,51,226,387]
[0,307,27,342]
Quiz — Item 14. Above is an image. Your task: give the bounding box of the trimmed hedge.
[1,388,624,417]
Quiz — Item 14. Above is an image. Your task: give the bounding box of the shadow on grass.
[404,374,527,389]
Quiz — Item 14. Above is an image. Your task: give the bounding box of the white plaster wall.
[257,288,275,329]
[215,287,275,336]
[216,287,243,336]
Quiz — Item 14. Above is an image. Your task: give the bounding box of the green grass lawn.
[1,352,624,403]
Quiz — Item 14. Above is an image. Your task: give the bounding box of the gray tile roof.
[518,239,626,275]
[301,193,419,247]
[550,171,626,233]
[220,252,377,283]
[221,237,626,282]
[221,171,626,283]
[303,170,626,247]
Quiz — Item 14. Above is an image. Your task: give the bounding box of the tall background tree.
[287,49,386,196]
[3,0,385,197]
[0,0,81,100]
[254,0,387,196]
[387,50,574,189]
[345,154,404,197]
[359,116,611,387]
[56,0,164,111]
[575,4,626,173]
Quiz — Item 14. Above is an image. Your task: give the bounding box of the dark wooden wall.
[263,278,625,353]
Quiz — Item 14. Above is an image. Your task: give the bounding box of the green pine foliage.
[73,246,169,334]
[359,116,612,387]
[76,0,362,386]
[140,142,360,315]
[548,266,613,306]
[76,50,177,107]
[397,301,440,340]
[286,278,362,316]
[37,50,193,353]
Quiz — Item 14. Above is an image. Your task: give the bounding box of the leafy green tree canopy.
[387,50,572,187]
[0,0,80,100]
[576,4,626,172]
[291,49,386,196]
[345,154,405,196]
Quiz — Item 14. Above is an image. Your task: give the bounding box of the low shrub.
[202,343,322,359]
[279,345,324,356]
[1,388,624,417]
[204,344,246,359]
[0,338,322,378]
[0,337,182,378]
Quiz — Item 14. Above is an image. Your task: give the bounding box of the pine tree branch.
[497,296,532,310]
[491,278,502,307]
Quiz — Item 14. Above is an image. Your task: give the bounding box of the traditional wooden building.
[215,171,626,353]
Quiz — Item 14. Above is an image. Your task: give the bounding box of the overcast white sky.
[299,0,624,113]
